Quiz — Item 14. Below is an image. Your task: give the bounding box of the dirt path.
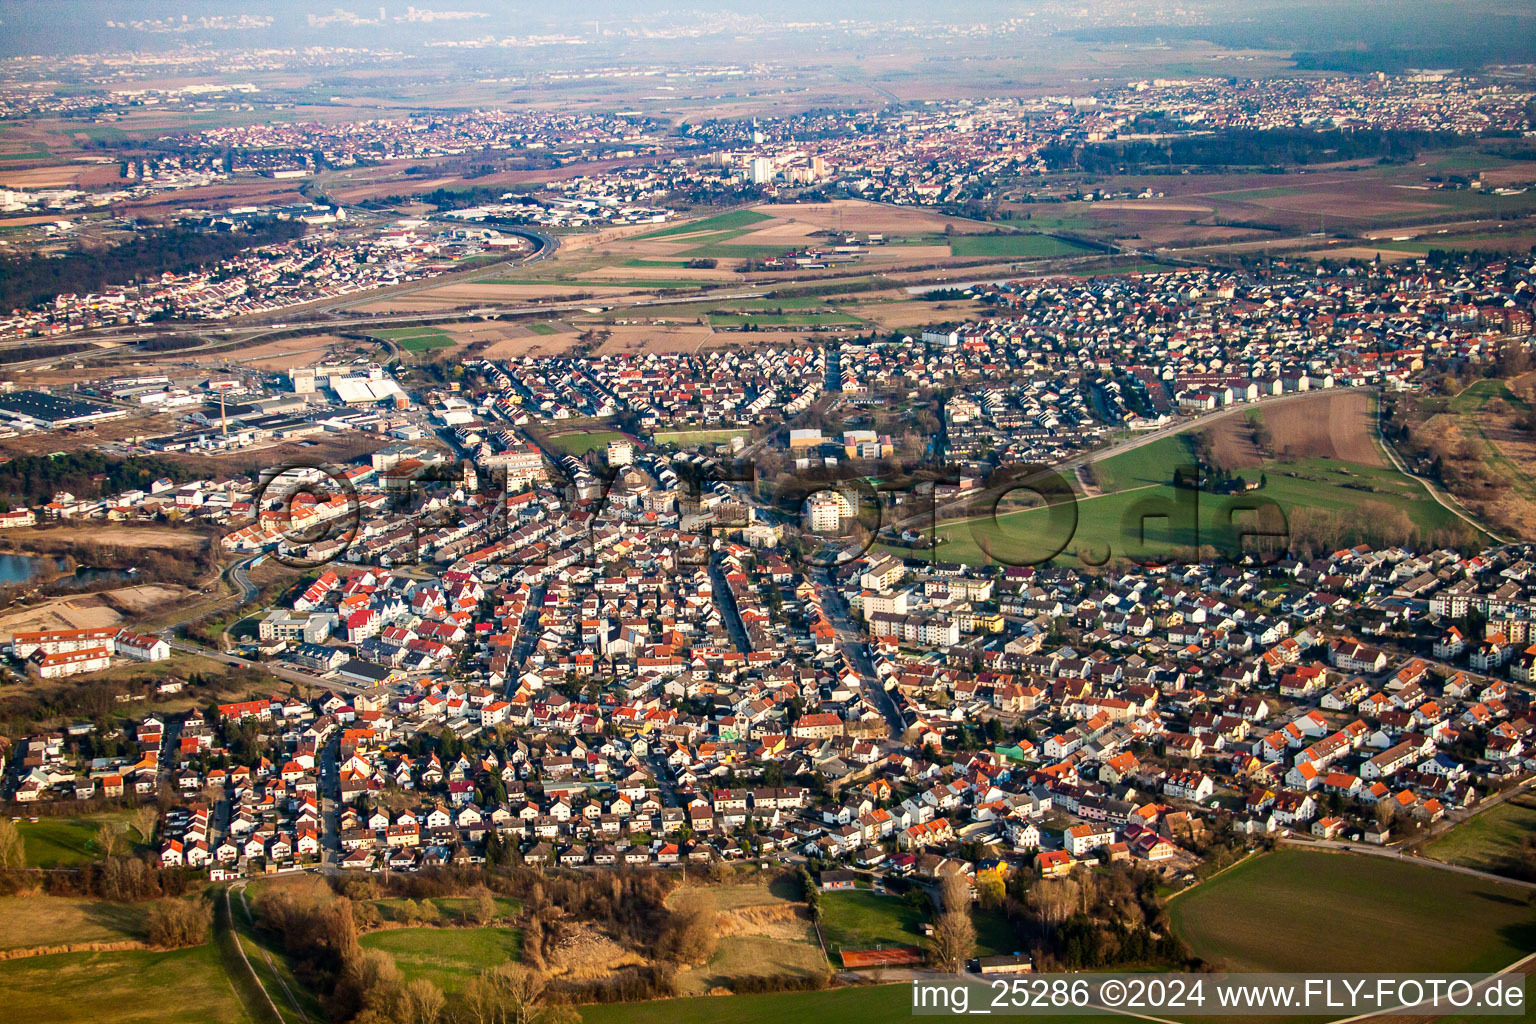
[1374,395,1509,544]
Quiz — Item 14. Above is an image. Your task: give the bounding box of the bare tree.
[0,818,23,868]
[1027,877,1079,935]
[927,873,977,972]
[95,822,121,859]
[401,977,446,1024]
[130,805,158,846]
[456,964,577,1024]
[147,898,211,948]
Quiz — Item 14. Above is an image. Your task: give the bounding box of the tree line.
[0,219,305,311]
[1039,129,1472,175]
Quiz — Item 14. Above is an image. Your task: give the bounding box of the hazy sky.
[0,1,1528,61]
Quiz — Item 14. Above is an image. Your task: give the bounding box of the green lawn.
[1169,849,1536,973]
[399,334,454,352]
[580,983,911,1024]
[892,423,1465,567]
[1095,434,1196,491]
[948,234,1094,260]
[817,889,925,954]
[637,209,772,238]
[17,812,135,867]
[542,429,628,457]
[372,895,521,924]
[359,926,522,993]
[883,485,1181,567]
[1423,793,1536,877]
[373,327,456,352]
[653,427,749,447]
[972,905,1027,958]
[0,943,254,1024]
[525,322,559,335]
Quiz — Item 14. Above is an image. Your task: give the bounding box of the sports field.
[817,889,925,955]
[1169,849,1536,973]
[542,429,628,457]
[653,427,749,447]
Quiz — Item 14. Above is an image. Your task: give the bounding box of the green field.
[1441,379,1536,506]
[372,895,521,923]
[1170,849,1536,973]
[972,905,1027,958]
[542,429,628,457]
[375,326,455,352]
[817,889,925,954]
[637,210,773,238]
[653,427,749,447]
[1423,793,1536,877]
[17,812,135,867]
[0,943,254,1024]
[891,419,1466,567]
[482,277,711,290]
[709,312,862,328]
[359,926,521,993]
[0,895,149,950]
[949,234,1094,260]
[525,322,559,335]
[580,983,911,1024]
[1094,434,1197,491]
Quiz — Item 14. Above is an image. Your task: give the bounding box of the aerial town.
[1,3,1536,1024]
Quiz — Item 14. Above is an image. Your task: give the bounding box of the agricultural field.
[0,895,150,950]
[708,312,863,328]
[0,943,254,1024]
[581,982,911,1024]
[816,889,925,956]
[1422,792,1536,878]
[1170,849,1536,973]
[948,233,1094,260]
[636,210,774,238]
[358,925,522,993]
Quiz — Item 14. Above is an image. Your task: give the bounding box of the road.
[163,637,378,696]
[814,566,906,738]
[1375,386,1508,544]
[1278,835,1536,890]
[228,881,312,1023]
[0,227,560,371]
